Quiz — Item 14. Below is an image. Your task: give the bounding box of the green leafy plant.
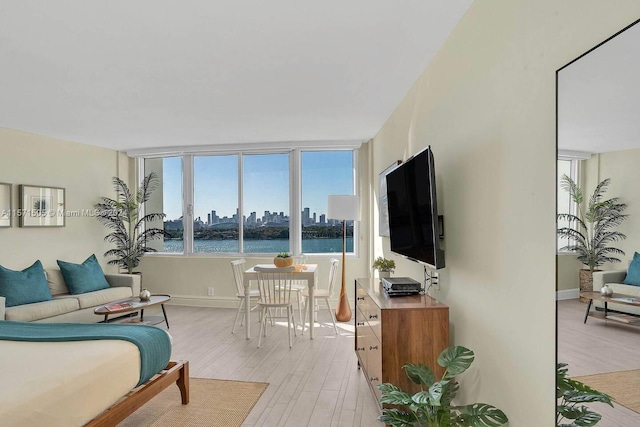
[557,175,628,272]
[556,363,613,426]
[372,256,396,273]
[377,346,508,427]
[95,172,166,274]
[276,252,291,258]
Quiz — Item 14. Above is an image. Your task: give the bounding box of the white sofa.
[0,269,140,323]
[592,269,640,315]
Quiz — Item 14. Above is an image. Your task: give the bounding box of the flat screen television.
[385,146,445,270]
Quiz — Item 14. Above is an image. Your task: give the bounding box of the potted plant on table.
[372,256,396,279]
[557,175,628,301]
[274,252,293,268]
[377,346,508,426]
[95,172,167,274]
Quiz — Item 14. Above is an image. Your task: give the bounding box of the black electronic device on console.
[381,277,422,297]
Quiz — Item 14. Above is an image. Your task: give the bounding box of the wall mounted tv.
[385,146,445,270]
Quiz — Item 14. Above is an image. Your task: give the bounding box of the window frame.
[136,142,360,258]
[557,150,589,255]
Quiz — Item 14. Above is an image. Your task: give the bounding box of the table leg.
[604,301,608,318]
[161,304,170,329]
[583,299,593,324]
[141,309,144,322]
[104,314,108,323]
[244,277,251,340]
[309,278,315,340]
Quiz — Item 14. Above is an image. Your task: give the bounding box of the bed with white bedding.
[0,321,189,427]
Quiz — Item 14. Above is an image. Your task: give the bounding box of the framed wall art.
[19,185,66,227]
[378,160,402,237]
[0,183,11,228]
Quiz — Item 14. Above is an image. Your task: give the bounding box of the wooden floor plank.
[163,304,384,426]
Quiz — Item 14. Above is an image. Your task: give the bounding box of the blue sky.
[159,151,353,221]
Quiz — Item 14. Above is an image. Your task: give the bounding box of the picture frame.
[19,185,66,227]
[0,183,11,228]
[378,160,402,237]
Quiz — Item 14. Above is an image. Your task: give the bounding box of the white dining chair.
[230,259,260,334]
[302,258,340,335]
[254,266,298,348]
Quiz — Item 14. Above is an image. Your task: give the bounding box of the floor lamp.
[327,195,359,322]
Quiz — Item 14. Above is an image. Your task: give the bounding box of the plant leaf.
[438,346,475,378]
[378,408,417,427]
[403,363,436,386]
[453,403,508,426]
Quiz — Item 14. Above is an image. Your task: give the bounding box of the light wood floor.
[157,303,383,427]
[558,299,640,426]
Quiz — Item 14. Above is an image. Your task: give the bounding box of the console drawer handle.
[356,297,365,301]
[357,322,365,326]
[369,345,378,351]
[356,347,365,351]
[370,377,379,382]
[369,314,378,320]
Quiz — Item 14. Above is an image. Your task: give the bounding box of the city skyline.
[159,151,354,221]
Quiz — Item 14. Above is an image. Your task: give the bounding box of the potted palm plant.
[95,172,166,274]
[377,346,508,426]
[557,175,628,300]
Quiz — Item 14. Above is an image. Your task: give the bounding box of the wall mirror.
[557,18,640,423]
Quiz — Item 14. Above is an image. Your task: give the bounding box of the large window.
[194,155,239,253]
[301,151,354,254]
[141,148,357,256]
[243,153,290,253]
[145,157,183,253]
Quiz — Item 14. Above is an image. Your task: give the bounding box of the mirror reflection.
[557,18,640,424]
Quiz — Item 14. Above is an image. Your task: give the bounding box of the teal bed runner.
[0,321,171,386]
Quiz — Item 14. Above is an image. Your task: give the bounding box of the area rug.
[572,369,640,414]
[117,378,269,427]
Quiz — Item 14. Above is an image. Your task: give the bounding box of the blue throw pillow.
[57,254,110,295]
[623,252,640,286]
[0,260,53,307]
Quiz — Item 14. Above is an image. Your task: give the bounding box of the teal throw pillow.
[623,252,640,286]
[57,254,110,295]
[0,260,53,307]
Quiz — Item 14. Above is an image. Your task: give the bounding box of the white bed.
[0,327,189,427]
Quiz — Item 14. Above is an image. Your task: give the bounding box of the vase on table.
[600,284,613,297]
[139,288,151,301]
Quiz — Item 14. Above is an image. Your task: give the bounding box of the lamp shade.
[327,195,359,221]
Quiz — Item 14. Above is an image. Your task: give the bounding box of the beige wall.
[370,0,640,424]
[0,128,129,272]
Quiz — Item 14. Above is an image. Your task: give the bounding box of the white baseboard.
[556,288,579,300]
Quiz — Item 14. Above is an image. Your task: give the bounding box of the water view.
[162,237,353,254]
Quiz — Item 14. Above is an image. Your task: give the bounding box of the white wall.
[0,128,129,271]
[370,1,640,424]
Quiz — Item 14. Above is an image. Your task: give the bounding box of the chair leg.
[258,308,267,348]
[231,300,243,334]
[301,297,309,335]
[325,298,338,335]
[287,306,292,348]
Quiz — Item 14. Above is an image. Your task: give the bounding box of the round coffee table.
[94,294,171,328]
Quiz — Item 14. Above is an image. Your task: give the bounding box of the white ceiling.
[0,1,472,152]
[558,19,640,154]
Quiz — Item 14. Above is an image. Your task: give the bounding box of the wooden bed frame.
[85,360,189,427]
